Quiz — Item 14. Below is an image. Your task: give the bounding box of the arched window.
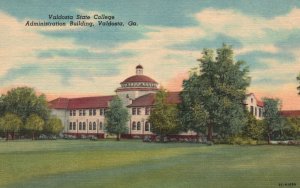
[73,122,76,130]
[83,122,86,130]
[99,122,103,130]
[89,122,92,130]
[137,122,141,130]
[93,122,96,130]
[132,121,136,130]
[79,122,82,130]
[145,121,150,131]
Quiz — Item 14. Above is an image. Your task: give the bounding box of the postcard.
[0,1,299,188]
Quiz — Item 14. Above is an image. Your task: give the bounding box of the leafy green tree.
[263,98,281,144]
[149,88,179,142]
[179,74,208,142]
[44,116,64,136]
[180,44,250,141]
[282,117,300,140]
[243,112,265,141]
[297,73,300,95]
[1,87,49,122]
[0,113,22,140]
[25,114,44,140]
[105,96,129,141]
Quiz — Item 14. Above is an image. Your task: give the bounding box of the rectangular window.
[69,110,72,116]
[73,122,76,130]
[72,110,76,116]
[145,107,151,115]
[69,122,72,130]
[83,110,86,116]
[93,109,96,116]
[250,106,254,115]
[137,108,141,115]
[255,107,257,116]
[100,108,104,116]
[132,108,136,115]
[79,110,82,116]
[89,109,92,116]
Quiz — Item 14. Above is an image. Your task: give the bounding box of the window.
[79,110,82,116]
[132,108,136,115]
[100,108,104,116]
[145,107,151,115]
[99,122,103,130]
[69,122,72,130]
[251,98,253,103]
[132,121,136,130]
[73,122,76,130]
[93,122,96,130]
[250,106,254,115]
[89,122,92,130]
[73,110,76,116]
[255,107,257,116]
[89,109,92,116]
[145,121,150,131]
[137,122,141,130]
[83,122,86,130]
[93,109,96,116]
[79,122,82,130]
[69,110,72,116]
[259,108,262,117]
[137,108,141,115]
[83,110,86,116]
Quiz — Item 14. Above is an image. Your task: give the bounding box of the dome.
[121,75,157,84]
[136,64,143,69]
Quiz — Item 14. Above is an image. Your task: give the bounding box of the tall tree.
[44,116,64,136]
[297,73,300,95]
[1,87,49,122]
[105,96,129,141]
[180,44,250,141]
[149,88,179,142]
[263,98,281,144]
[0,113,22,140]
[179,74,208,142]
[25,114,44,140]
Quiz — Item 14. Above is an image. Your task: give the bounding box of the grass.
[0,139,299,188]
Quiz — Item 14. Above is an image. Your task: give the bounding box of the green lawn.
[0,140,299,188]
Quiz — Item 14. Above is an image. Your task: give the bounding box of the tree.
[263,98,281,144]
[149,88,179,142]
[1,87,49,123]
[281,117,300,140]
[44,116,64,136]
[179,74,208,142]
[180,44,250,141]
[105,96,129,141]
[0,113,22,140]
[242,112,265,141]
[297,73,300,95]
[25,114,44,140]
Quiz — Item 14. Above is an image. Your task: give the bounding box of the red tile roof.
[48,98,69,109]
[166,92,181,104]
[49,96,115,109]
[257,100,264,107]
[128,92,181,107]
[121,75,157,84]
[280,110,300,117]
[128,93,156,107]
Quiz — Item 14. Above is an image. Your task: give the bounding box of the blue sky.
[0,0,300,109]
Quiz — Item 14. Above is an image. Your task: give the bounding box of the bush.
[228,136,257,145]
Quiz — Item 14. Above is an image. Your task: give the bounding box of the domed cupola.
[116,65,158,103]
[118,65,158,90]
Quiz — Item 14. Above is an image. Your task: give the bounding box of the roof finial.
[136,64,143,75]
